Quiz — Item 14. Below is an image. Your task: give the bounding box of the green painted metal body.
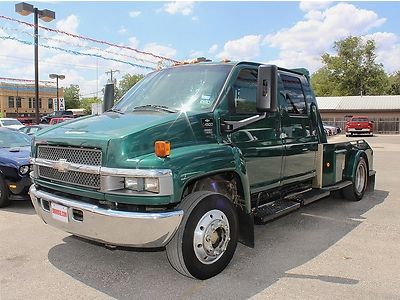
[33,62,374,214]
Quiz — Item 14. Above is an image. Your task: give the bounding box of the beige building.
[0,82,64,121]
[317,95,400,134]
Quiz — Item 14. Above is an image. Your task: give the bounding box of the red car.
[49,117,71,125]
[345,116,373,136]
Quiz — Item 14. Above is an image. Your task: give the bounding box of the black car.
[40,110,73,124]
[0,128,32,207]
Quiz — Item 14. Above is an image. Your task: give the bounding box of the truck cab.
[29,61,375,279]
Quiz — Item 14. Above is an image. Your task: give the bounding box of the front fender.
[138,143,251,212]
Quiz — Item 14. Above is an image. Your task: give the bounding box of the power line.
[0,76,54,84]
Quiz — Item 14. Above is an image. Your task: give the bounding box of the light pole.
[49,74,65,110]
[15,2,55,124]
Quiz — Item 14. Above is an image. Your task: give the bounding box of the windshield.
[351,117,369,122]
[0,130,31,148]
[1,119,22,126]
[113,64,233,113]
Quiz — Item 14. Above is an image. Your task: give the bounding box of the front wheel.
[343,157,368,201]
[166,191,238,279]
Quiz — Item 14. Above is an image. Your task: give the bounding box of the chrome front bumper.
[30,185,183,248]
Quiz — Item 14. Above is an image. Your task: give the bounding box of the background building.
[317,96,400,134]
[0,82,63,121]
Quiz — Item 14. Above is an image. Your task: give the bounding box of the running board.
[254,199,300,223]
[287,189,331,206]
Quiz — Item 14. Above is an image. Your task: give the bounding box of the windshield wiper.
[107,108,124,114]
[132,104,177,113]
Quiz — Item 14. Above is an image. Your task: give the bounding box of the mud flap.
[237,207,254,248]
[367,171,376,192]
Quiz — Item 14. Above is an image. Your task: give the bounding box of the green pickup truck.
[30,61,375,279]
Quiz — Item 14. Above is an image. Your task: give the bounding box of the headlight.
[124,178,144,191]
[144,178,159,193]
[124,177,159,193]
[19,165,30,175]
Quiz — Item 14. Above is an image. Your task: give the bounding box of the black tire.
[166,191,238,279]
[343,157,368,201]
[0,176,10,208]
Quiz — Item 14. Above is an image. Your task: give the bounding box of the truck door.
[224,67,284,192]
[279,72,317,184]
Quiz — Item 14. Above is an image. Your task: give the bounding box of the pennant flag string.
[0,15,180,64]
[0,35,157,70]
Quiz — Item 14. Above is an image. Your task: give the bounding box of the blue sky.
[0,1,400,97]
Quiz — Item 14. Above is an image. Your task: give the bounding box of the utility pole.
[105,69,119,83]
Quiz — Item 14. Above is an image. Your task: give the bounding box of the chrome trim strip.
[100,167,172,177]
[34,158,101,174]
[32,158,172,177]
[30,185,183,248]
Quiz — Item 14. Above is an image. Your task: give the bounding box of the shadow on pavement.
[47,189,388,299]
[2,200,35,215]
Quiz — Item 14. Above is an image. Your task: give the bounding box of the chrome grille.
[37,146,102,166]
[38,166,101,189]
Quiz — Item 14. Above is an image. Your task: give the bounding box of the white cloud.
[208,44,218,54]
[128,37,140,49]
[163,2,194,16]
[143,43,177,58]
[56,15,79,34]
[364,32,400,73]
[118,26,127,34]
[299,1,333,12]
[129,10,142,18]
[265,2,387,72]
[189,50,204,58]
[191,16,199,22]
[217,35,262,60]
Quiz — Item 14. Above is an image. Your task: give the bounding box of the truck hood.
[34,111,214,168]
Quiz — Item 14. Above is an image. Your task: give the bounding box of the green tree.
[80,97,101,114]
[311,36,388,96]
[64,84,80,109]
[387,71,400,95]
[114,73,144,101]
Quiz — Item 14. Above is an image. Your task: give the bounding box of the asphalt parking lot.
[1,135,400,300]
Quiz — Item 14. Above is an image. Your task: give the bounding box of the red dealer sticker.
[50,203,69,223]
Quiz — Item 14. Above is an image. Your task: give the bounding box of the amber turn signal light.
[155,141,171,157]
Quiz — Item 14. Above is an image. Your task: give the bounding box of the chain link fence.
[322,117,400,134]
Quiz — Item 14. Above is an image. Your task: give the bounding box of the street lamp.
[49,74,65,110]
[15,2,55,124]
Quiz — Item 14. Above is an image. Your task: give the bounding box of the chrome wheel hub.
[193,209,230,264]
[355,162,367,194]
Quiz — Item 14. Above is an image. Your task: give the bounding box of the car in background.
[19,124,51,135]
[345,116,373,136]
[0,118,25,130]
[49,117,71,125]
[0,128,32,207]
[323,124,338,136]
[40,110,74,124]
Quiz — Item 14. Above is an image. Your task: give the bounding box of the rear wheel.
[0,176,10,208]
[166,191,238,279]
[343,157,368,201]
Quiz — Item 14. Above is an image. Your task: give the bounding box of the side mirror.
[256,65,278,112]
